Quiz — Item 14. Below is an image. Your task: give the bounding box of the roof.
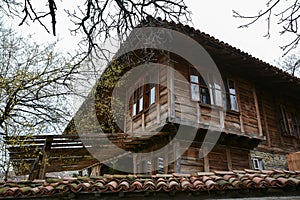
[138,17,300,96]
[1,169,299,199]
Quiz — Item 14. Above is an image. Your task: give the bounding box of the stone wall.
[250,150,288,170]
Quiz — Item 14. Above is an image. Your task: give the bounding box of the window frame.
[130,71,157,118]
[279,104,300,139]
[252,158,264,170]
[189,66,211,104]
[226,79,239,112]
[188,67,240,112]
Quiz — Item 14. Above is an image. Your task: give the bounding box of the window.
[131,71,156,117]
[226,79,239,112]
[252,158,264,170]
[279,104,300,138]
[291,113,300,138]
[145,71,156,107]
[132,86,143,116]
[189,67,239,111]
[157,157,164,174]
[190,67,210,104]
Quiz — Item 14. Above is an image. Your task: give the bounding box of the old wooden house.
[74,19,299,175]
[7,18,300,179]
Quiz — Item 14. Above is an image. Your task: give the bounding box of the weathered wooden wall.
[257,90,300,154]
[126,53,264,172]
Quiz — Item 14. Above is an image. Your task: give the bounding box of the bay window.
[131,70,157,117]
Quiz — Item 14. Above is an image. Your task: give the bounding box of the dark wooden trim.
[226,146,232,170]
[253,85,263,136]
[169,61,175,119]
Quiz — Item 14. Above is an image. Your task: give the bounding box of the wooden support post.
[226,146,232,171]
[252,86,263,136]
[28,157,40,180]
[203,146,210,172]
[174,141,181,173]
[38,136,53,180]
[38,152,47,179]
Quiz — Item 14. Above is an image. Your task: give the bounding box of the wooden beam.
[157,66,161,123]
[260,95,271,147]
[226,146,232,170]
[235,81,244,133]
[203,146,210,172]
[168,61,175,119]
[38,136,53,179]
[253,85,263,136]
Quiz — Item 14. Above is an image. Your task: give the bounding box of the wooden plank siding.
[256,90,300,154]
[125,53,265,172]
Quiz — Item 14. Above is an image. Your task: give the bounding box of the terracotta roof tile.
[0,169,300,198]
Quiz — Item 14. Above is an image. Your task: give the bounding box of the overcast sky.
[185,0,296,64]
[4,0,296,65]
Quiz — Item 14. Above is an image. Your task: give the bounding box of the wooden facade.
[115,20,300,174]
[63,19,300,175]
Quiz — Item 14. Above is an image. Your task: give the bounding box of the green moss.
[0,187,9,195]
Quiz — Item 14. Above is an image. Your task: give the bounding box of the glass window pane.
[201,88,210,104]
[150,87,155,105]
[139,97,143,112]
[230,95,239,111]
[191,84,200,101]
[209,87,214,105]
[229,80,236,95]
[132,103,137,116]
[158,157,164,174]
[215,89,222,106]
[190,75,199,83]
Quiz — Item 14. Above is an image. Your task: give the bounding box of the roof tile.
[1,169,300,198]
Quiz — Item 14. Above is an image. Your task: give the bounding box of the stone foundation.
[250,150,288,170]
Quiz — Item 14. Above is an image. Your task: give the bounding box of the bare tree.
[275,51,300,77]
[0,0,190,63]
[0,21,77,135]
[233,0,300,56]
[0,19,82,179]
